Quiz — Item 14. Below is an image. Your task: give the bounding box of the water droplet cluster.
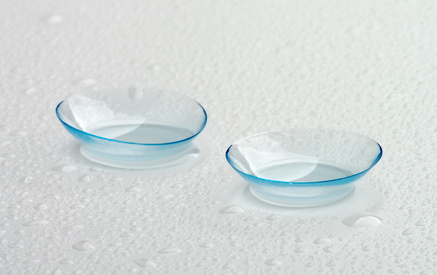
[1,0,436,273]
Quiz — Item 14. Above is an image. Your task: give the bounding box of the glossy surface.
[56,88,207,168]
[226,130,382,207]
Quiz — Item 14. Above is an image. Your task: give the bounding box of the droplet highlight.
[72,241,96,251]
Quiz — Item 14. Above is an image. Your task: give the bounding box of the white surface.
[1,0,436,274]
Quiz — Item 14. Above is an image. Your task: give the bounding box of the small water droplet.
[23,220,49,226]
[295,237,305,243]
[75,79,96,87]
[157,247,181,254]
[120,232,134,238]
[60,259,74,265]
[158,194,174,200]
[402,229,414,236]
[53,165,76,172]
[294,247,308,253]
[342,215,382,227]
[244,216,259,222]
[200,243,214,248]
[130,226,141,232]
[267,214,281,221]
[134,258,156,268]
[24,259,41,264]
[21,176,33,183]
[399,203,415,210]
[151,65,161,71]
[34,203,48,210]
[65,225,84,231]
[72,241,95,251]
[24,88,36,95]
[219,206,244,215]
[44,15,63,24]
[314,237,332,245]
[323,246,334,253]
[126,186,142,193]
[79,175,91,182]
[52,268,62,275]
[265,258,282,266]
[11,131,26,136]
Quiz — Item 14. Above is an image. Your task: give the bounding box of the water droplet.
[75,79,96,87]
[60,259,74,265]
[402,229,414,235]
[21,176,32,183]
[79,175,91,182]
[120,232,134,238]
[295,237,305,243]
[1,141,11,147]
[323,246,334,253]
[72,241,96,251]
[294,247,308,253]
[399,203,415,210]
[128,87,143,100]
[24,88,36,95]
[134,258,156,268]
[244,216,259,222]
[199,242,214,248]
[314,237,332,245]
[34,203,48,210]
[52,268,62,275]
[267,214,281,221]
[24,259,41,264]
[265,258,281,266]
[65,225,84,231]
[342,215,382,227]
[130,226,141,232]
[44,15,63,24]
[52,165,76,172]
[157,247,181,254]
[11,131,26,136]
[219,206,244,215]
[23,220,49,226]
[126,186,142,193]
[158,194,174,200]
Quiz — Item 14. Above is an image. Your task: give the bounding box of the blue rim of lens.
[55,96,207,146]
[225,131,383,186]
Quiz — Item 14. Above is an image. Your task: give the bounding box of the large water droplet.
[342,215,382,227]
[157,247,181,254]
[219,206,244,215]
[134,258,156,268]
[72,241,96,251]
[265,258,281,266]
